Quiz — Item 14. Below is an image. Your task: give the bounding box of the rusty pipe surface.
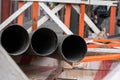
[57,35,87,63]
[0,25,29,55]
[30,27,58,56]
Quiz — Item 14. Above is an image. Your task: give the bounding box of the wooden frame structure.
[0,0,119,64]
[0,0,120,79]
[0,0,119,60]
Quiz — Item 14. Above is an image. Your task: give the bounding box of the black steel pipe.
[57,35,87,63]
[30,27,87,63]
[31,27,58,56]
[0,25,29,55]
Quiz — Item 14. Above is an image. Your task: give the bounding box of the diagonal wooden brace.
[27,4,65,33]
[39,2,73,35]
[0,2,33,31]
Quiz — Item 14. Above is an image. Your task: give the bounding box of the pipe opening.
[61,35,87,63]
[31,28,58,56]
[1,25,29,55]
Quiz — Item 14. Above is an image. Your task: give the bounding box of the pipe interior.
[31,28,58,56]
[61,35,87,62]
[1,25,29,55]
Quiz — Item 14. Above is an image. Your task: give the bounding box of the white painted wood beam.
[0,2,33,31]
[14,0,89,4]
[27,4,65,33]
[88,48,120,53]
[39,2,73,35]
[14,0,118,6]
[90,0,118,6]
[72,5,100,34]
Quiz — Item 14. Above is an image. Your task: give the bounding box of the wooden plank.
[72,5,100,34]
[1,0,11,22]
[27,4,65,33]
[90,0,118,6]
[72,61,101,70]
[39,2,73,35]
[81,54,120,62]
[0,45,29,80]
[93,39,120,43]
[88,48,120,53]
[14,0,118,6]
[88,43,120,48]
[18,1,24,25]
[64,4,71,28]
[14,0,89,4]
[32,1,38,31]
[0,2,33,31]
[109,6,117,35]
[79,4,85,37]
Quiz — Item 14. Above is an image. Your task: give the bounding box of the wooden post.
[1,0,11,22]
[18,1,24,25]
[0,0,1,23]
[109,6,116,35]
[64,4,71,28]
[32,1,38,31]
[79,4,85,37]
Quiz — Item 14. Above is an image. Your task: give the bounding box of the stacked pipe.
[0,25,87,63]
[31,28,87,63]
[0,25,29,55]
[30,28,58,56]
